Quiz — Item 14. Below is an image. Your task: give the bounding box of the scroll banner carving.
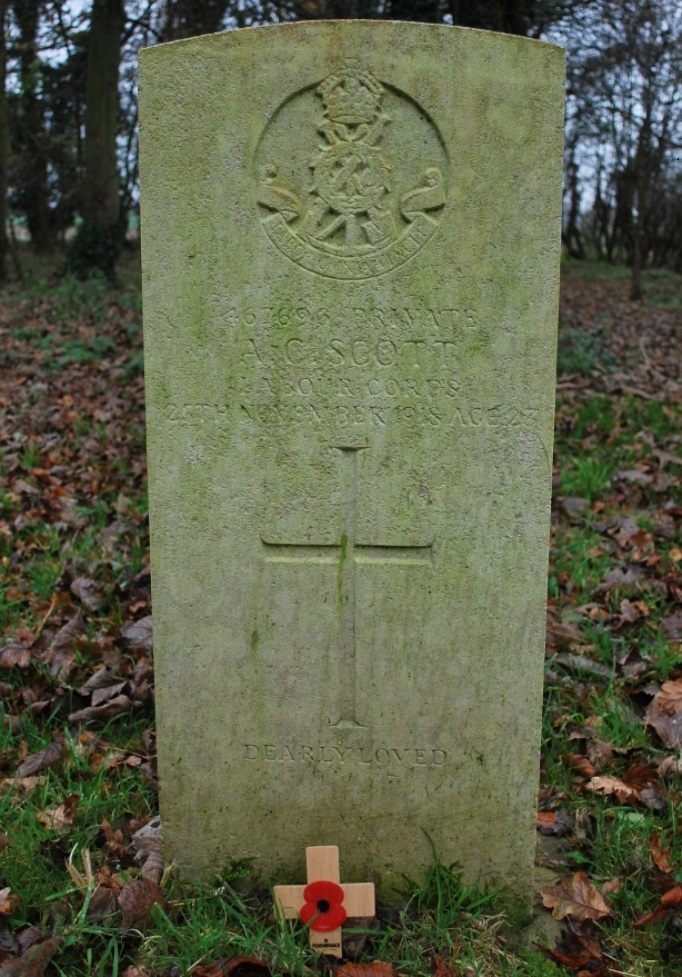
[263,210,437,281]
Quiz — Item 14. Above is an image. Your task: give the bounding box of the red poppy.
[299,880,347,932]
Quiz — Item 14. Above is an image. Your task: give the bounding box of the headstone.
[139,21,564,923]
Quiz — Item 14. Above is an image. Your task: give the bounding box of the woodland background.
[0,0,681,293]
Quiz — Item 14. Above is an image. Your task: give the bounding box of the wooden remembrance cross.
[274,845,375,957]
[262,445,433,727]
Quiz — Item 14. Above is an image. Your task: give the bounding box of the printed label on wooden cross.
[274,845,375,958]
[263,446,433,728]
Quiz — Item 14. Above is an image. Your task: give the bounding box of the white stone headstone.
[139,21,564,922]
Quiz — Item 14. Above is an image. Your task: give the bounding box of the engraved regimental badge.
[255,61,447,280]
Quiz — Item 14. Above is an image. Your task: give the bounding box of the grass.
[136,859,505,977]
[560,256,632,282]
[549,525,612,601]
[560,456,614,501]
[556,328,616,377]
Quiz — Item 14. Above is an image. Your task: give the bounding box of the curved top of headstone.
[140,22,563,284]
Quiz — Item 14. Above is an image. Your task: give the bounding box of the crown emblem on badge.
[317,61,383,126]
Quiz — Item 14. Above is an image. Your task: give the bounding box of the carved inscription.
[255,61,447,280]
[217,303,477,332]
[256,376,461,399]
[166,404,229,423]
[240,403,538,429]
[159,299,542,434]
[163,403,539,431]
[246,337,461,369]
[244,744,447,766]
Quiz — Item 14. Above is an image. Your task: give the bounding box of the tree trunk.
[162,0,229,41]
[83,0,124,229]
[14,0,52,252]
[383,0,441,23]
[630,222,643,301]
[69,0,124,279]
[446,0,533,34]
[562,156,585,260]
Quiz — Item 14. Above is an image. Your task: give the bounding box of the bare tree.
[68,0,125,279]
[13,0,52,251]
[562,0,682,297]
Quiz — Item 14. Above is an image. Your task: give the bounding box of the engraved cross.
[262,446,432,728]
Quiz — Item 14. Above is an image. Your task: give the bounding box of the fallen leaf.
[633,905,669,928]
[597,565,643,593]
[546,614,585,653]
[120,616,153,650]
[536,810,573,837]
[660,885,682,908]
[337,965,399,977]
[558,496,590,521]
[86,865,123,920]
[35,794,78,833]
[537,925,608,975]
[192,958,277,977]
[661,614,682,639]
[431,956,452,977]
[101,820,128,859]
[657,754,682,778]
[651,834,674,874]
[536,811,557,833]
[68,695,136,723]
[586,739,613,769]
[132,816,164,883]
[613,469,652,486]
[0,642,32,669]
[0,777,46,797]
[564,755,597,778]
[616,524,653,551]
[0,936,61,977]
[634,884,682,928]
[645,686,682,748]
[70,577,101,612]
[87,884,120,921]
[615,597,648,627]
[16,929,45,955]
[0,891,19,916]
[536,947,597,973]
[118,878,164,929]
[654,679,682,715]
[16,738,65,778]
[541,871,612,921]
[45,612,83,679]
[622,763,662,801]
[77,669,127,707]
[586,776,638,804]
